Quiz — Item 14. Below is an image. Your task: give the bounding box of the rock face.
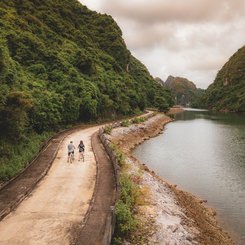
[204,45,245,112]
[163,76,204,107]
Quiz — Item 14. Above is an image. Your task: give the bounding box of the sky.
[78,0,245,89]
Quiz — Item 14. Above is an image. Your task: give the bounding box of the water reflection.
[174,109,245,127]
[134,110,245,244]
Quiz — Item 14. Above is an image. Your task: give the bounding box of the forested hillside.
[204,46,245,111]
[163,75,204,107]
[0,0,173,181]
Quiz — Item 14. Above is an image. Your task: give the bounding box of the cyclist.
[67,141,75,163]
[78,140,85,162]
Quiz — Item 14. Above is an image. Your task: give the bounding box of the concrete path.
[0,125,101,244]
[72,132,116,245]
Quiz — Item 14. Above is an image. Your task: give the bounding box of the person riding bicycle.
[78,140,85,161]
[67,141,75,163]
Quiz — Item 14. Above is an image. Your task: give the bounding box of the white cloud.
[79,0,245,88]
[100,0,245,24]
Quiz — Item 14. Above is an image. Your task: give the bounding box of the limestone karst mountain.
[204,46,245,112]
[161,75,204,107]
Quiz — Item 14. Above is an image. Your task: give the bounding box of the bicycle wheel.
[69,153,73,163]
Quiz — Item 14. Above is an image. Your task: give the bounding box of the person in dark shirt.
[78,140,85,162]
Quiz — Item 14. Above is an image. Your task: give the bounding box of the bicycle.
[68,151,75,163]
[79,151,84,162]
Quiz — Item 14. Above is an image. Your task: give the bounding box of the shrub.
[109,143,125,167]
[131,117,145,124]
[0,131,52,182]
[121,174,140,206]
[115,174,139,237]
[104,125,112,135]
[115,200,137,234]
[121,119,131,127]
[112,237,122,245]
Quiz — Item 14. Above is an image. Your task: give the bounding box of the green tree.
[0,91,32,139]
[29,90,63,132]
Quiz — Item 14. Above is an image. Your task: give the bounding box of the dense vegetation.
[0,0,173,181]
[158,75,205,107]
[204,46,245,112]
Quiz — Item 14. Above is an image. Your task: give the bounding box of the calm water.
[133,109,245,244]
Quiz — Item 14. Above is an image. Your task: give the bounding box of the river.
[133,109,245,244]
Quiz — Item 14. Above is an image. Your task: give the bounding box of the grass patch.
[121,119,131,127]
[113,174,139,243]
[104,125,113,135]
[135,186,151,206]
[113,171,151,244]
[109,143,126,167]
[131,117,146,124]
[0,132,53,182]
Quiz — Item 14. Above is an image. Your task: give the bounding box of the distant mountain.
[204,46,245,112]
[163,75,204,107]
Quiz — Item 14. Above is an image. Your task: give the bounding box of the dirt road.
[0,125,101,245]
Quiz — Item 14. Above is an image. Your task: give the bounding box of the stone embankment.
[106,113,233,245]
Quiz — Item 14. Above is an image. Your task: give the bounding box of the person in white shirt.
[67,141,75,163]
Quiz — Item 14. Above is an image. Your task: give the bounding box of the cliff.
[204,46,245,112]
[163,75,204,107]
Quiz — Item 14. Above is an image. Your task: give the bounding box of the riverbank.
[166,105,184,115]
[107,113,233,244]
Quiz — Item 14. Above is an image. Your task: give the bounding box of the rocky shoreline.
[107,113,233,244]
